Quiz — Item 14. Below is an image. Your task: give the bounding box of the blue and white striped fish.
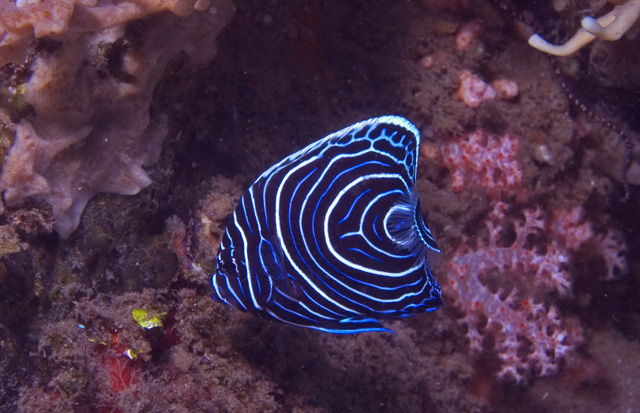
[212,115,443,333]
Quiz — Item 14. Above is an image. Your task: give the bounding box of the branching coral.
[0,0,235,237]
[528,0,640,56]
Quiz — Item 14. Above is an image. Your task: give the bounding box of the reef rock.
[0,0,235,238]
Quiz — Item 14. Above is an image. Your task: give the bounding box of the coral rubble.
[0,0,235,237]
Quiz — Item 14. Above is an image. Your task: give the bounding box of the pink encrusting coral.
[491,79,519,100]
[441,130,522,197]
[444,202,586,382]
[457,71,497,108]
[456,71,520,107]
[455,20,483,50]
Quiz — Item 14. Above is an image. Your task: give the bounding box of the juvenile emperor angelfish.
[212,115,443,333]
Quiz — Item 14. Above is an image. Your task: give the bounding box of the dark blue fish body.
[212,116,443,333]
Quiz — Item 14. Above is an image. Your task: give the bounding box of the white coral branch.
[528,0,640,56]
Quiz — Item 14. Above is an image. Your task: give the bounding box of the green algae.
[132,308,166,329]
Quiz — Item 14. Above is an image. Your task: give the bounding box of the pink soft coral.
[441,131,522,197]
[444,203,585,382]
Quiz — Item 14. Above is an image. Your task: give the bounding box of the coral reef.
[0,0,235,238]
[15,289,286,411]
[0,1,637,412]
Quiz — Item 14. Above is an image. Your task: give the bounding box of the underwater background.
[0,0,639,411]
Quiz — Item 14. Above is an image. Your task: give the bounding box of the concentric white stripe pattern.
[212,116,443,333]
